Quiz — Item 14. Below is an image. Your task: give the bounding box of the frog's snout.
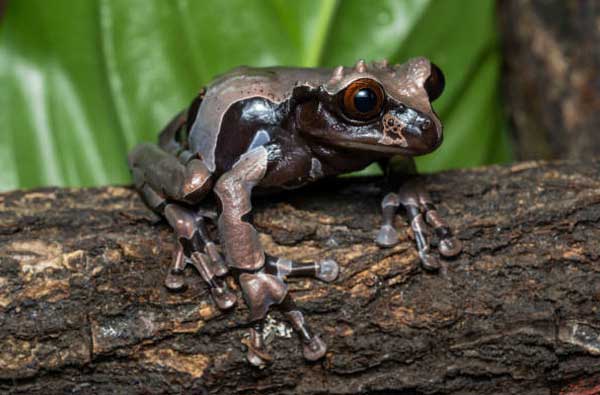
[380,107,440,153]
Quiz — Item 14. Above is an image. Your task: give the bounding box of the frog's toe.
[247,352,268,368]
[303,335,327,361]
[242,326,273,368]
[316,259,339,283]
[246,346,273,368]
[190,252,237,310]
[439,236,462,257]
[375,224,399,247]
[164,269,186,291]
[419,251,440,272]
[210,286,237,310]
[164,243,187,291]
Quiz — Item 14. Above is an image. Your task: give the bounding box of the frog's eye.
[341,78,385,121]
[424,63,445,102]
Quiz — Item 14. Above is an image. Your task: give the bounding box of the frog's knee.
[181,158,213,203]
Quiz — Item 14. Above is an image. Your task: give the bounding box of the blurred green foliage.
[0,0,510,191]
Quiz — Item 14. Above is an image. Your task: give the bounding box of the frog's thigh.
[214,147,268,271]
[128,143,212,205]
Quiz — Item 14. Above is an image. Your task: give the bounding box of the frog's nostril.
[418,118,432,130]
[397,104,406,114]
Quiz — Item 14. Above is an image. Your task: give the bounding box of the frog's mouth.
[333,139,416,154]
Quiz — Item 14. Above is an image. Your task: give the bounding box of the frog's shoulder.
[189,66,332,172]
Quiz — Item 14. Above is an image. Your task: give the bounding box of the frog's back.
[189,66,332,172]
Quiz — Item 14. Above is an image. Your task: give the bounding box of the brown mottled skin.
[128,58,461,366]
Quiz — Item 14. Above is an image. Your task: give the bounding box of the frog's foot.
[163,204,236,310]
[266,255,340,283]
[243,325,273,368]
[376,180,462,271]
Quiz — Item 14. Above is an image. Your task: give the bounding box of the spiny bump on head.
[355,59,367,73]
[329,65,345,84]
[373,58,389,69]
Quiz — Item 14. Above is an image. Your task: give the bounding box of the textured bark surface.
[2,160,600,394]
[499,0,600,160]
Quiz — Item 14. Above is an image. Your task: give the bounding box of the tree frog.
[128,58,461,367]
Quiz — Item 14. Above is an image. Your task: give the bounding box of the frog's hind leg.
[214,145,331,364]
[129,142,212,205]
[163,204,235,310]
[128,143,235,309]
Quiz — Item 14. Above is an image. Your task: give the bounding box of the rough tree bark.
[499,0,600,161]
[1,160,600,395]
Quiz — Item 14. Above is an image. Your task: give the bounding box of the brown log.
[1,160,600,394]
[499,0,600,161]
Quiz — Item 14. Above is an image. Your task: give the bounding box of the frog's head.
[297,58,445,156]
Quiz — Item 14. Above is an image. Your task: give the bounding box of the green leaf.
[0,0,510,191]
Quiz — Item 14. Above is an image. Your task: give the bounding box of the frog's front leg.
[376,159,462,270]
[238,265,330,367]
[213,146,269,271]
[215,146,335,366]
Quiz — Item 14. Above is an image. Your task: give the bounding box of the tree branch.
[1,160,600,394]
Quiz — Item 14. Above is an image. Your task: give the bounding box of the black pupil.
[353,88,377,113]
